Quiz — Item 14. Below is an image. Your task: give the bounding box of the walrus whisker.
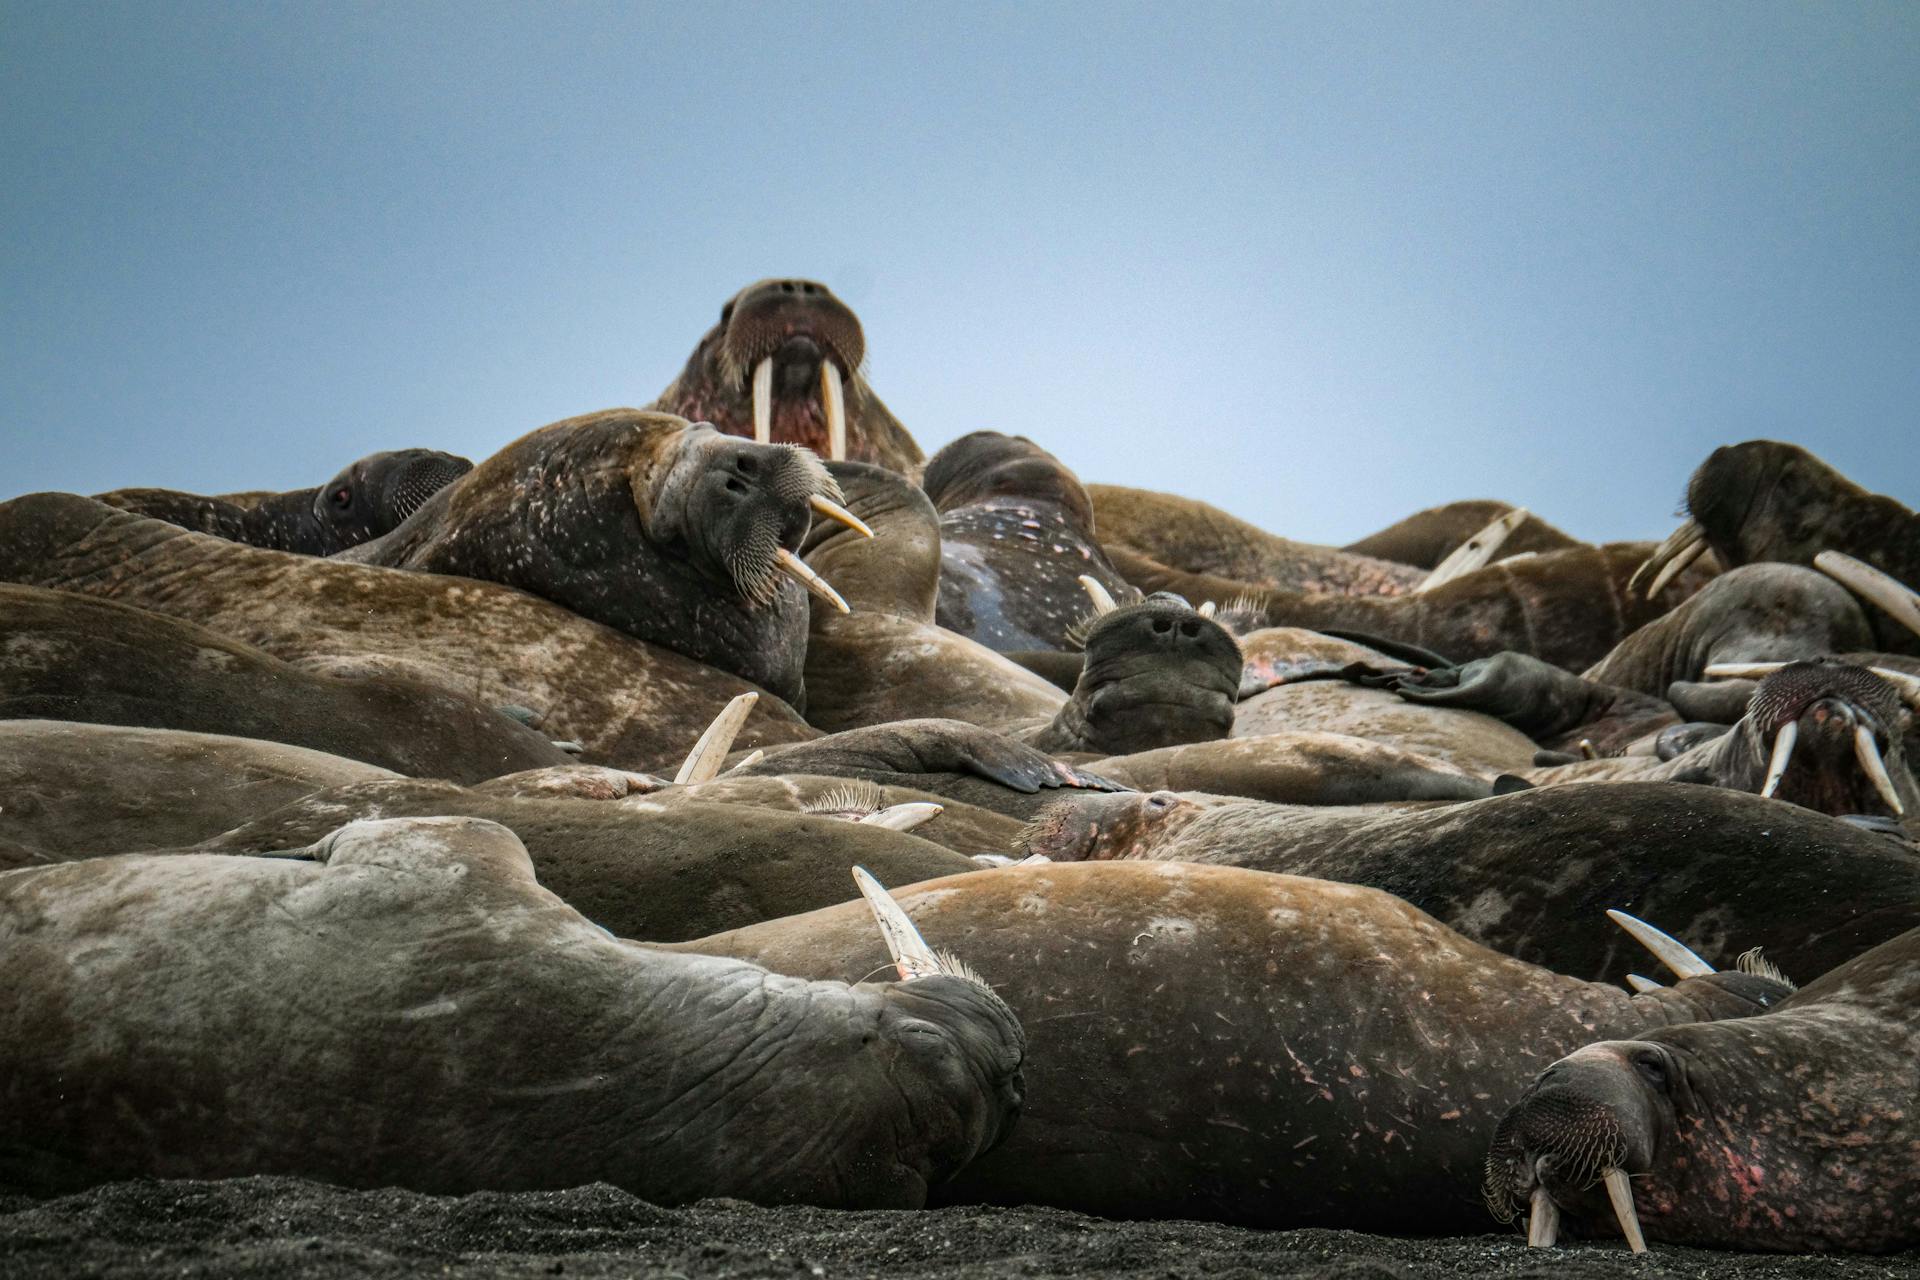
[1602,1168,1648,1253]
[751,356,774,445]
[1624,974,1664,993]
[1815,550,1920,641]
[1761,721,1798,799]
[1630,519,1706,598]
[1526,1186,1560,1247]
[1853,724,1906,816]
[862,801,945,832]
[775,547,850,613]
[673,692,758,785]
[1077,574,1119,616]
[808,494,873,539]
[1417,506,1529,593]
[851,866,948,982]
[821,359,847,462]
[1606,909,1715,979]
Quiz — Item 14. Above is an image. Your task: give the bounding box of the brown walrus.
[647,279,923,471]
[1344,499,1584,569]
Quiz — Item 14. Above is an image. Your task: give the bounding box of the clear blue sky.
[4,2,1915,544]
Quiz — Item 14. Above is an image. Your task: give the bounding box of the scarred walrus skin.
[0,493,815,770]
[1106,541,1713,673]
[0,816,1024,1204]
[921,432,1137,652]
[1343,499,1584,569]
[0,585,572,783]
[95,447,472,556]
[1015,781,1920,984]
[341,410,855,707]
[677,860,1789,1231]
[1636,440,1920,654]
[1486,926,1920,1252]
[647,279,923,471]
[1087,484,1425,595]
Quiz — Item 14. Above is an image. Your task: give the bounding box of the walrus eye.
[1631,1049,1669,1091]
[330,487,352,510]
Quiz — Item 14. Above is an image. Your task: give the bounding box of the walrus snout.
[1743,660,1913,818]
[722,278,866,381]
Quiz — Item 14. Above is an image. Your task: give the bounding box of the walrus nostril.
[1152,618,1172,634]
[1179,620,1201,638]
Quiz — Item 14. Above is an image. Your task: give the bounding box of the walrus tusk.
[1630,520,1707,599]
[1197,600,1217,618]
[852,866,947,981]
[719,748,764,776]
[1527,1187,1560,1247]
[1606,909,1715,979]
[1602,1168,1648,1254]
[1761,721,1798,799]
[1624,974,1664,993]
[863,801,945,832]
[1703,662,1786,680]
[808,493,873,539]
[1816,550,1920,642]
[752,356,774,445]
[775,547,850,613]
[821,360,847,462]
[1078,575,1119,616]
[1854,725,1906,816]
[1417,507,1529,593]
[673,692,759,785]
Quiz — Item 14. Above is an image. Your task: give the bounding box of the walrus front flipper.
[1389,652,1619,739]
[743,718,1126,797]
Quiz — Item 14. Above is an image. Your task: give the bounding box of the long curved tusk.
[775,547,850,612]
[751,356,774,445]
[1602,1168,1648,1254]
[1703,662,1786,681]
[809,493,873,539]
[821,360,847,462]
[1629,519,1707,599]
[1624,974,1665,994]
[1816,550,1920,642]
[1761,721,1798,799]
[1417,507,1529,593]
[673,692,758,785]
[1078,574,1119,616]
[1606,909,1715,979]
[852,866,945,981]
[862,801,945,832]
[1527,1187,1560,1248]
[1854,725,1906,816]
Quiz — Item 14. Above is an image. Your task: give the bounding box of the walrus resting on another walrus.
[0,817,1023,1206]
[1488,925,1920,1253]
[1344,499,1584,569]
[95,447,472,556]
[648,279,923,471]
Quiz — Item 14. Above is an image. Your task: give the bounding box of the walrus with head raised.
[1487,925,1920,1252]
[1343,499,1584,569]
[342,409,867,706]
[0,816,1023,1206]
[676,859,1789,1230]
[648,279,922,471]
[96,447,473,556]
[0,493,816,770]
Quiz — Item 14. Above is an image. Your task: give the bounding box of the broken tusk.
[719,748,765,776]
[821,360,847,462]
[1854,725,1906,816]
[1527,1186,1560,1248]
[1602,1168,1648,1254]
[1078,575,1119,616]
[673,692,758,785]
[1816,550,1920,642]
[1624,974,1664,994]
[809,493,874,539]
[1606,909,1715,979]
[1761,721,1798,799]
[1417,507,1530,593]
[863,801,945,832]
[852,866,946,982]
[775,547,850,613]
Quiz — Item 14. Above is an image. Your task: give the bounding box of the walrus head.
[312,448,473,547]
[347,409,865,707]
[1711,659,1916,821]
[799,460,941,621]
[920,431,1099,530]
[1013,790,1201,861]
[650,280,922,471]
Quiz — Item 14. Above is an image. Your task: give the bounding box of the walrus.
[0,493,816,770]
[793,460,1070,732]
[921,432,1137,652]
[647,279,923,471]
[1084,732,1494,805]
[0,585,572,782]
[677,860,1789,1230]
[95,448,472,556]
[0,721,391,865]
[1487,925,1920,1252]
[1634,440,1920,654]
[1344,499,1584,569]
[1088,484,1425,595]
[1388,650,1683,758]
[1015,781,1920,983]
[1106,541,1710,672]
[0,816,1024,1206]
[1233,679,1544,775]
[341,410,869,706]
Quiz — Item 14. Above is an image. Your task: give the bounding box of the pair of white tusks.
[1630,519,1709,599]
[1417,507,1530,593]
[1756,705,1904,816]
[769,494,872,615]
[752,356,848,462]
[1527,1171,1646,1253]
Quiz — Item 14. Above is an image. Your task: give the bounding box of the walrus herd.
[2,278,1916,1259]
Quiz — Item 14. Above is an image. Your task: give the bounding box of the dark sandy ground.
[2,1179,1914,1280]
